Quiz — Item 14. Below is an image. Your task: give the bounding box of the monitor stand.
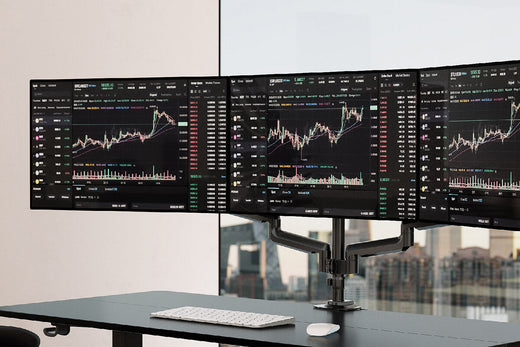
[241,215,439,311]
[314,218,360,311]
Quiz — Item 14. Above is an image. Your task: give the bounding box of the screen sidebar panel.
[229,77,269,213]
[419,69,450,222]
[31,81,74,208]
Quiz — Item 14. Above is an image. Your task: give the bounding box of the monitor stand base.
[314,300,361,311]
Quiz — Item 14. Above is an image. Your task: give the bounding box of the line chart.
[267,103,364,156]
[448,101,520,160]
[72,107,176,158]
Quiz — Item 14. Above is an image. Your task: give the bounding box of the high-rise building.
[344,275,368,308]
[346,219,371,245]
[503,260,520,322]
[365,244,433,315]
[424,225,462,259]
[308,230,331,301]
[439,247,503,318]
[220,222,284,297]
[288,276,307,293]
[424,225,462,316]
[490,229,520,260]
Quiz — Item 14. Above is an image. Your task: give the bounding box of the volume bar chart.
[73,166,177,182]
[450,172,520,192]
[268,168,363,186]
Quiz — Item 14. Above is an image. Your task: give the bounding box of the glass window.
[220,215,519,323]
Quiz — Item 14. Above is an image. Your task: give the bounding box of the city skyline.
[221,215,491,284]
[220,216,520,323]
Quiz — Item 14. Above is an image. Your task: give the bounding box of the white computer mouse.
[306,323,340,337]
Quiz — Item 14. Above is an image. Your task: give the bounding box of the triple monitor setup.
[31,60,520,311]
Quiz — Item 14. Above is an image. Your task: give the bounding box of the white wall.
[0,1,219,346]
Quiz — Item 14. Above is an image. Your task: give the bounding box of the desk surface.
[0,291,519,347]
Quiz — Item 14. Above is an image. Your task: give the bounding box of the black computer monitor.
[229,71,418,220]
[419,61,520,229]
[30,77,228,212]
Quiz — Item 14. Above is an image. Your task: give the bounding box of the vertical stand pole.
[331,218,345,304]
[113,331,142,347]
[314,218,360,311]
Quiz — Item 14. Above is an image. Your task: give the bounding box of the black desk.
[0,291,519,347]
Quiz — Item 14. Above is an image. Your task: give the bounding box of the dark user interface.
[229,72,417,219]
[31,63,520,228]
[31,78,228,212]
[420,63,520,228]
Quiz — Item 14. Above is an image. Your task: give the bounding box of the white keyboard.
[150,306,295,328]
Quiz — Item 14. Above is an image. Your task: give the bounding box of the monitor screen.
[229,71,418,220]
[30,78,228,212]
[29,62,520,228]
[419,62,520,229]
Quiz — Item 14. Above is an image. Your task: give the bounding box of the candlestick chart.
[447,98,520,193]
[267,102,370,162]
[449,100,520,162]
[72,107,177,156]
[267,103,364,155]
[72,104,187,184]
[267,101,373,189]
[444,63,520,198]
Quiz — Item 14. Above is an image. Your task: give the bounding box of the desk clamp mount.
[43,323,70,337]
[241,215,438,311]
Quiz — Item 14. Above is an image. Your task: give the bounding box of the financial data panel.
[30,78,228,212]
[420,62,520,229]
[29,62,520,229]
[229,72,417,220]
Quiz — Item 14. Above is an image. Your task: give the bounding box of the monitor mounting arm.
[238,214,441,311]
[341,220,437,274]
[239,215,330,273]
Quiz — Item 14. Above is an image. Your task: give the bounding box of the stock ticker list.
[420,64,520,228]
[379,72,417,220]
[188,79,228,212]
